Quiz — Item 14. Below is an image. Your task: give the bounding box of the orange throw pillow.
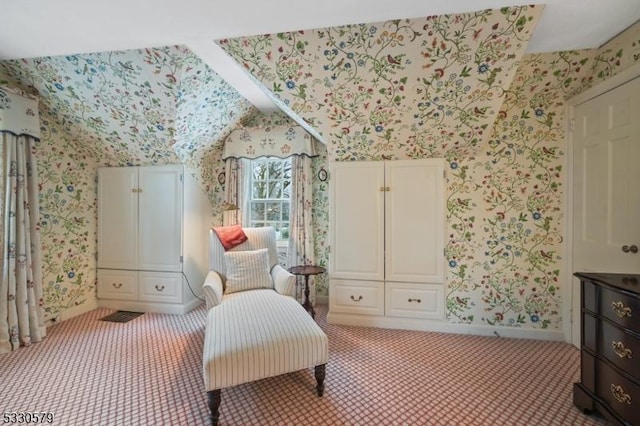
[212,225,248,251]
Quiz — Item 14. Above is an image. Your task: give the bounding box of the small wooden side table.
[288,265,326,319]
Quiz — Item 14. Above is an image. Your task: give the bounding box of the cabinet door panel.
[385,160,445,283]
[138,165,183,272]
[330,162,384,280]
[98,168,138,269]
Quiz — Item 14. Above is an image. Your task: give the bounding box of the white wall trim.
[563,62,640,346]
[327,312,565,341]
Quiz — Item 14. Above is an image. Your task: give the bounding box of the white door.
[329,162,385,281]
[138,165,183,272]
[572,76,640,345]
[385,160,445,283]
[97,167,138,269]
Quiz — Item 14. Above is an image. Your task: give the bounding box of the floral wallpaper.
[220,7,543,160]
[0,9,638,327]
[221,7,640,330]
[0,46,253,320]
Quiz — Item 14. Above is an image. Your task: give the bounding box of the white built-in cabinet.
[97,165,210,314]
[328,159,446,329]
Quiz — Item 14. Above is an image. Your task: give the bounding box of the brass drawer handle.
[155,285,165,292]
[611,301,632,318]
[408,298,422,303]
[112,282,123,289]
[612,341,633,359]
[611,384,632,405]
[350,295,363,302]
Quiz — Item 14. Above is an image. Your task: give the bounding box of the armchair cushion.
[224,248,273,294]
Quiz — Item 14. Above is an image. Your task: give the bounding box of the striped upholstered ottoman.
[203,288,328,424]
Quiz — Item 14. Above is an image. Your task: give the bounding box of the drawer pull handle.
[350,295,363,302]
[408,298,422,303]
[612,341,632,359]
[611,301,632,318]
[112,282,123,289]
[155,285,165,292]
[610,384,632,405]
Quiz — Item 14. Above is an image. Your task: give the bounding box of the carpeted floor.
[0,303,606,425]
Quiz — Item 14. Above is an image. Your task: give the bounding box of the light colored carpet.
[0,303,605,425]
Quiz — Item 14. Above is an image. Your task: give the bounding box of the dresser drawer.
[98,270,137,300]
[138,272,182,303]
[600,319,640,379]
[385,282,444,319]
[595,359,640,425]
[330,279,384,316]
[600,287,640,331]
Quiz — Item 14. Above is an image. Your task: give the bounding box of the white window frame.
[247,157,292,243]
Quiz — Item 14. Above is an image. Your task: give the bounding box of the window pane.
[268,161,282,179]
[253,181,266,199]
[266,202,280,221]
[283,180,291,199]
[269,181,282,199]
[252,162,266,180]
[282,203,290,221]
[251,202,265,221]
[283,160,292,180]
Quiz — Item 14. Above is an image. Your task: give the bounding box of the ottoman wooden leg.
[315,364,326,397]
[207,389,221,425]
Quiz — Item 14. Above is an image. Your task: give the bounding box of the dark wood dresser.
[574,272,640,426]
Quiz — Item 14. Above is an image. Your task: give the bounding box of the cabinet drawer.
[600,287,640,331]
[595,359,640,425]
[330,279,384,316]
[600,319,640,379]
[385,282,444,319]
[98,270,137,300]
[139,272,182,303]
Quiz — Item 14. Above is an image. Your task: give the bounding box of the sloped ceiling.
[0,45,253,168]
[220,6,544,160]
[0,4,635,166]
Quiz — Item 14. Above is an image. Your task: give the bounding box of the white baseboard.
[327,312,565,341]
[97,299,203,315]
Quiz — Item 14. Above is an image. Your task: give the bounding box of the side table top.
[288,265,326,276]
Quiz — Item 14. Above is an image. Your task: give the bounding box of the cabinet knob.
[611,301,632,318]
[112,282,123,289]
[611,341,633,359]
[350,295,363,302]
[155,285,165,292]
[379,187,385,192]
[622,244,638,253]
[610,384,632,405]
[408,298,422,303]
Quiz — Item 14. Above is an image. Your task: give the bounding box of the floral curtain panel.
[1,87,46,354]
[287,155,315,269]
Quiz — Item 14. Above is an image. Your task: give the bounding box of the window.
[248,158,291,241]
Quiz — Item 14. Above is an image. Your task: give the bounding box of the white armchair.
[202,227,328,425]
